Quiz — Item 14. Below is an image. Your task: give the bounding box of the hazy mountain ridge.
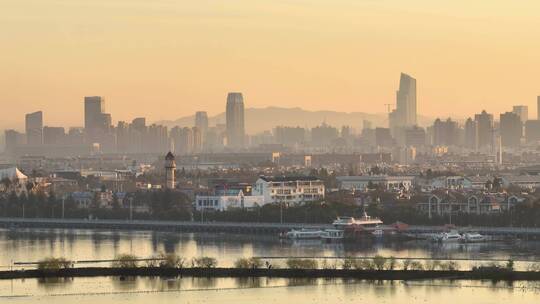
[156,107,433,134]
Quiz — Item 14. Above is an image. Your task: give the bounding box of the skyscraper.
[195,111,209,135]
[195,111,208,149]
[226,92,245,148]
[500,112,522,148]
[474,110,494,150]
[25,111,43,146]
[389,73,417,140]
[433,118,458,146]
[84,96,104,131]
[512,105,528,123]
[464,118,477,150]
[84,96,110,143]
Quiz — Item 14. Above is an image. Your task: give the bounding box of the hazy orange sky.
[1,0,540,129]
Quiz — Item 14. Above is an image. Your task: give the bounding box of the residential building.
[337,175,415,191]
[253,176,325,205]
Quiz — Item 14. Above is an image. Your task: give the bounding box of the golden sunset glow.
[1,0,540,128]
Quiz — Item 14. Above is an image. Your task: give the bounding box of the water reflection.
[2,228,540,270]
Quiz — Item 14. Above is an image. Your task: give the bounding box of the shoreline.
[2,267,540,281]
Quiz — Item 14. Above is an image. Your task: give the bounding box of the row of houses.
[417,191,525,218]
[336,174,540,191]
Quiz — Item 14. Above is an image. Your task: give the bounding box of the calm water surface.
[1,228,540,302]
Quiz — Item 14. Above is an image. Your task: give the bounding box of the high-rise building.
[195,111,209,149]
[464,118,477,150]
[84,96,111,144]
[274,126,305,146]
[84,96,104,131]
[525,120,540,143]
[170,126,193,155]
[375,127,394,147]
[474,110,494,150]
[404,126,426,147]
[512,105,528,123]
[192,126,203,153]
[311,123,339,147]
[226,92,245,148]
[25,111,43,146]
[43,126,66,145]
[433,118,458,146]
[195,111,208,135]
[4,130,25,154]
[389,73,417,138]
[500,112,522,148]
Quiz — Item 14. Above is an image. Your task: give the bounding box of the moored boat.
[283,228,325,240]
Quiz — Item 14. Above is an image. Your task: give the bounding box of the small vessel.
[434,230,462,243]
[461,232,487,243]
[283,228,325,240]
[332,212,383,229]
[321,229,345,242]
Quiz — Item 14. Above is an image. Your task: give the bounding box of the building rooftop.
[258,176,321,182]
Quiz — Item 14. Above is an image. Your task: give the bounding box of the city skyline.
[2,1,540,130]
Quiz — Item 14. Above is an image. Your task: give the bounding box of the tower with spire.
[165,151,176,189]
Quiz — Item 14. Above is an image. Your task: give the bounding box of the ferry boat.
[332,212,383,229]
[283,228,325,240]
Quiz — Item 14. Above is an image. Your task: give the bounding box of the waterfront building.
[253,176,325,205]
[195,189,265,211]
[336,175,415,191]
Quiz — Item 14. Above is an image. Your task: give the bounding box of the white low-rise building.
[337,175,415,191]
[253,176,325,205]
[195,189,265,211]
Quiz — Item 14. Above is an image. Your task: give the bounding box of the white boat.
[321,229,345,242]
[461,232,487,243]
[434,230,462,243]
[332,212,383,229]
[284,228,325,240]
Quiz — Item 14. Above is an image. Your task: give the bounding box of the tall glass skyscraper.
[226,92,245,149]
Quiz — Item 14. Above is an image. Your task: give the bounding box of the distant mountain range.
[156,106,434,134]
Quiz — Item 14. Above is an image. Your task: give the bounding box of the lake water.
[1,228,540,302]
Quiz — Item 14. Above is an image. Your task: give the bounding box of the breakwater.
[2,267,540,281]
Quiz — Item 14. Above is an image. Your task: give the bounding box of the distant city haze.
[1,0,540,130]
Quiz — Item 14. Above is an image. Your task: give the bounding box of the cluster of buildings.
[4,93,247,157]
